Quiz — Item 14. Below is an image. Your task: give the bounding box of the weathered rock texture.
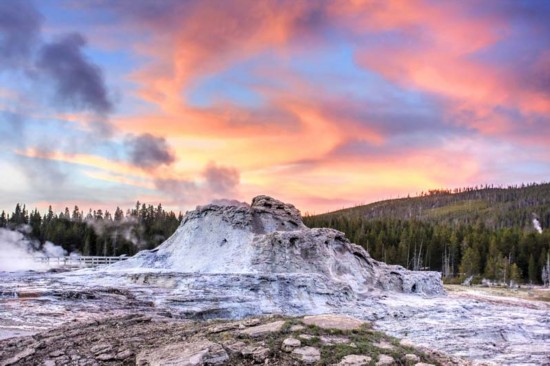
[111,196,443,294]
[103,196,444,319]
[0,314,450,366]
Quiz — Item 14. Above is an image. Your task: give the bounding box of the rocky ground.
[1,272,549,365]
[1,197,548,365]
[0,314,462,366]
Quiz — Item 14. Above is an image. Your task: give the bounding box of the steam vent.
[110,196,444,319]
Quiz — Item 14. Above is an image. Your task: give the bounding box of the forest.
[0,202,182,257]
[304,183,550,285]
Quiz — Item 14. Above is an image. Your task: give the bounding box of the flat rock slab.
[405,354,420,362]
[405,353,420,362]
[282,337,301,352]
[291,346,321,364]
[241,345,270,362]
[376,354,394,366]
[136,339,228,366]
[238,320,285,337]
[320,335,351,345]
[335,354,372,366]
[303,314,365,330]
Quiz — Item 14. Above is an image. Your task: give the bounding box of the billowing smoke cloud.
[0,227,67,272]
[0,0,42,69]
[36,33,113,115]
[153,162,240,205]
[203,162,240,195]
[126,133,176,169]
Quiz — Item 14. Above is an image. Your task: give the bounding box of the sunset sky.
[1,0,549,215]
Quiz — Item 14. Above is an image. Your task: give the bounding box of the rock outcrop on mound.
[0,314,453,366]
[108,196,443,318]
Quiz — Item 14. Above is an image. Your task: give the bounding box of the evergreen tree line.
[305,183,550,285]
[0,202,183,257]
[304,217,549,284]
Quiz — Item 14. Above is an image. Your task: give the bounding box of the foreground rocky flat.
[0,313,461,366]
[1,272,548,365]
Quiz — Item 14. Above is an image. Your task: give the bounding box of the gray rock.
[376,354,394,365]
[320,335,350,345]
[239,320,285,337]
[115,349,133,360]
[90,344,111,355]
[223,340,247,355]
[290,325,305,332]
[48,350,64,357]
[136,339,228,366]
[303,315,365,330]
[251,347,270,362]
[1,347,35,365]
[335,354,372,366]
[405,354,420,362]
[291,346,321,364]
[282,337,301,351]
[95,353,115,361]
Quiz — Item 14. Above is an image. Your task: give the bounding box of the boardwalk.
[34,256,129,268]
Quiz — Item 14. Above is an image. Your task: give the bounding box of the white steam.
[43,241,68,257]
[85,217,148,250]
[0,228,67,272]
[533,218,543,234]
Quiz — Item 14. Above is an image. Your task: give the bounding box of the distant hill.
[307,183,550,230]
[304,183,550,285]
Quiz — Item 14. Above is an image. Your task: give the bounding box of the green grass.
[209,316,442,365]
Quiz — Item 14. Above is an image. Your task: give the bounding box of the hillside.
[304,183,550,285]
[308,183,550,229]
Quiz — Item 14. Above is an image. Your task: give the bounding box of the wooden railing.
[34,256,129,268]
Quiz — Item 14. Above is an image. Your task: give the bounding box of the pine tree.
[0,211,6,228]
[509,263,521,286]
[459,247,480,278]
[542,252,550,287]
[484,239,502,280]
[72,206,81,221]
[528,254,537,284]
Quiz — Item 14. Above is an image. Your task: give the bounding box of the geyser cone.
[110,196,443,296]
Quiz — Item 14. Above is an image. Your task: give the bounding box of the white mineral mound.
[110,196,443,296]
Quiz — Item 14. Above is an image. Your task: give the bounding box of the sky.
[0,0,549,215]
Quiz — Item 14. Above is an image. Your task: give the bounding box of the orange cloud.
[127,1,328,111]
[350,1,550,130]
[18,148,149,178]
[9,0,545,214]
